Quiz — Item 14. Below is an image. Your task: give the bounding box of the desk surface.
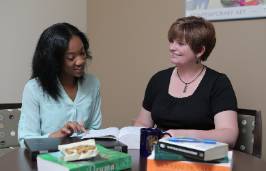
[0,148,266,171]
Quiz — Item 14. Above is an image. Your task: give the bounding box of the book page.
[118,126,143,149]
[81,127,120,140]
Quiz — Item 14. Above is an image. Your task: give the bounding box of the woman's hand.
[49,121,86,138]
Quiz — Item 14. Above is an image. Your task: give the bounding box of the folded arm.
[167,111,238,148]
[134,107,154,128]
[134,107,239,148]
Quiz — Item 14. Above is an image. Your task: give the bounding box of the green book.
[37,144,132,171]
[154,144,229,163]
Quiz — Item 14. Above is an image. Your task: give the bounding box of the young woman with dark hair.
[18,23,102,147]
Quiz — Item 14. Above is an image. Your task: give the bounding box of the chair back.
[0,103,22,148]
[234,108,262,158]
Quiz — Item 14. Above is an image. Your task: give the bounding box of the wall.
[88,0,266,160]
[87,0,184,127]
[0,0,87,103]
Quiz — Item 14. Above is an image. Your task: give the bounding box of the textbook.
[81,126,142,149]
[158,137,228,161]
[37,144,132,171]
[147,149,233,171]
[154,144,229,163]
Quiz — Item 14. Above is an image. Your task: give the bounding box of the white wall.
[0,0,87,103]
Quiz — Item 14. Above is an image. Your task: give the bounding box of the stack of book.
[147,137,233,171]
[37,144,132,171]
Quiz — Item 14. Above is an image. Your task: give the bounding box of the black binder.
[24,137,128,160]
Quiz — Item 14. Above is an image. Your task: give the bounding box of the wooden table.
[0,148,266,171]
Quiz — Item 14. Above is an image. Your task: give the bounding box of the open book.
[80,126,143,149]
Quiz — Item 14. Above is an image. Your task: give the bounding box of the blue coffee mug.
[139,128,171,157]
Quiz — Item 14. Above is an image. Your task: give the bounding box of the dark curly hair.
[168,16,216,61]
[31,23,91,101]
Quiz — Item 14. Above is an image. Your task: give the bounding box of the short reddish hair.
[168,16,216,61]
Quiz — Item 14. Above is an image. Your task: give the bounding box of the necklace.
[176,66,205,93]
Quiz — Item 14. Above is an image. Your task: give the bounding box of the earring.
[195,56,200,64]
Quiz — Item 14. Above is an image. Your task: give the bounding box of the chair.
[234,108,262,158]
[0,103,22,109]
[0,103,22,149]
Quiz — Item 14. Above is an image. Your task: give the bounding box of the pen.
[167,137,217,144]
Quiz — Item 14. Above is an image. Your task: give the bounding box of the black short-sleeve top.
[142,67,237,130]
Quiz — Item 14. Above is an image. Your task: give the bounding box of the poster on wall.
[185,0,266,21]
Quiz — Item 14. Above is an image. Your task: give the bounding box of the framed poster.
[186,0,266,21]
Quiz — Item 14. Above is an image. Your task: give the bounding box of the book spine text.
[158,142,205,160]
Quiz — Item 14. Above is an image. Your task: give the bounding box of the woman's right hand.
[49,121,86,138]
